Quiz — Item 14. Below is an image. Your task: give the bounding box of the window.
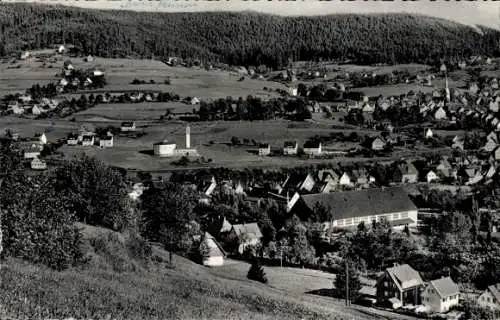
[345,218,353,225]
[401,212,409,218]
[353,217,360,224]
[337,219,344,226]
[393,213,400,220]
[442,298,446,303]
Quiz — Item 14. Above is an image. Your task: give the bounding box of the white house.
[81,135,95,146]
[93,69,104,77]
[421,277,460,314]
[199,232,226,267]
[425,128,434,139]
[23,148,41,159]
[31,105,42,116]
[283,141,298,155]
[35,133,47,145]
[121,122,136,132]
[426,170,439,183]
[288,87,298,97]
[434,107,447,120]
[191,97,200,105]
[30,158,47,170]
[99,134,114,148]
[303,141,322,156]
[339,172,354,187]
[258,144,271,156]
[67,134,79,146]
[477,283,500,311]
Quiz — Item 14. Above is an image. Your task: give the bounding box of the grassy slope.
[0,224,379,320]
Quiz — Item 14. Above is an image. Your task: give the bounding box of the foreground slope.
[0,224,395,320]
[0,4,499,67]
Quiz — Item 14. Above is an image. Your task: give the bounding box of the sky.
[4,0,500,29]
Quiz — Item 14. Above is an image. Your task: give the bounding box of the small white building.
[30,158,47,170]
[434,107,447,120]
[283,141,298,155]
[153,140,177,157]
[425,128,434,139]
[288,87,298,97]
[191,97,200,105]
[93,69,104,77]
[81,135,95,146]
[35,133,47,145]
[258,144,271,156]
[477,283,500,311]
[99,134,114,148]
[199,232,225,267]
[67,134,79,146]
[421,277,460,314]
[303,141,322,156]
[121,122,136,132]
[426,170,439,183]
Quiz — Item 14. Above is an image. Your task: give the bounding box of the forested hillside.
[0,3,499,68]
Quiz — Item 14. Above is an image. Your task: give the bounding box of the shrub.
[247,259,268,284]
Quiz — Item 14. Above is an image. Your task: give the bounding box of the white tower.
[186,125,191,149]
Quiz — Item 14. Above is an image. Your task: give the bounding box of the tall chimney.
[186,125,191,149]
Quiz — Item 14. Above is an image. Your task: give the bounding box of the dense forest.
[0,4,499,68]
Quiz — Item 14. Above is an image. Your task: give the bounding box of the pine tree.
[247,259,268,284]
[334,259,362,302]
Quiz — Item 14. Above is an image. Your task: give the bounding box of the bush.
[247,259,268,283]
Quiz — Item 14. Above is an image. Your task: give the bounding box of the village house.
[191,97,200,105]
[477,283,500,311]
[228,223,263,255]
[30,158,47,170]
[371,136,386,151]
[425,128,434,139]
[421,277,460,313]
[303,141,322,156]
[35,133,48,145]
[289,187,418,233]
[67,133,79,146]
[99,133,114,148]
[396,162,419,184]
[483,138,498,153]
[81,135,95,147]
[197,175,217,197]
[121,122,136,132]
[376,264,424,309]
[285,173,317,195]
[258,143,271,156]
[283,141,298,155]
[339,171,355,188]
[199,232,226,267]
[426,170,439,183]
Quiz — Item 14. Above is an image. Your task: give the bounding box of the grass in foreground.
[0,224,375,320]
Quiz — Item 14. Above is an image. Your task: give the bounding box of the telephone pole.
[345,260,350,306]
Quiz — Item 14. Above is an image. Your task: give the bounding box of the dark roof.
[284,141,297,148]
[231,223,262,239]
[386,264,424,290]
[430,277,460,298]
[259,143,270,148]
[304,140,321,148]
[82,135,94,141]
[200,232,226,257]
[121,122,135,127]
[300,187,417,220]
[487,284,500,304]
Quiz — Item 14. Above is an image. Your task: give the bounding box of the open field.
[72,101,194,121]
[57,120,389,170]
[0,57,288,100]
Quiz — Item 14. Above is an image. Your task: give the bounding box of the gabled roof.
[386,264,424,290]
[300,187,417,220]
[259,143,270,148]
[231,223,262,239]
[304,140,321,148]
[486,284,500,304]
[121,121,135,127]
[200,232,226,257]
[429,277,460,298]
[284,141,297,148]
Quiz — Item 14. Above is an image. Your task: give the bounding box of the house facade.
[81,135,95,146]
[99,135,114,148]
[121,122,136,132]
[258,144,271,156]
[303,141,322,156]
[477,284,500,311]
[283,141,298,155]
[371,137,386,151]
[30,158,47,170]
[421,277,460,313]
[376,264,424,308]
[228,223,263,255]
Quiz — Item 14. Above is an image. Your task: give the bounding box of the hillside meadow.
[0,57,288,100]
[0,223,411,320]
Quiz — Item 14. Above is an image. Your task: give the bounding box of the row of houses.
[375,263,500,315]
[67,131,114,148]
[7,97,60,116]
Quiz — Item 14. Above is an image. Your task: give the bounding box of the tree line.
[1,4,499,69]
